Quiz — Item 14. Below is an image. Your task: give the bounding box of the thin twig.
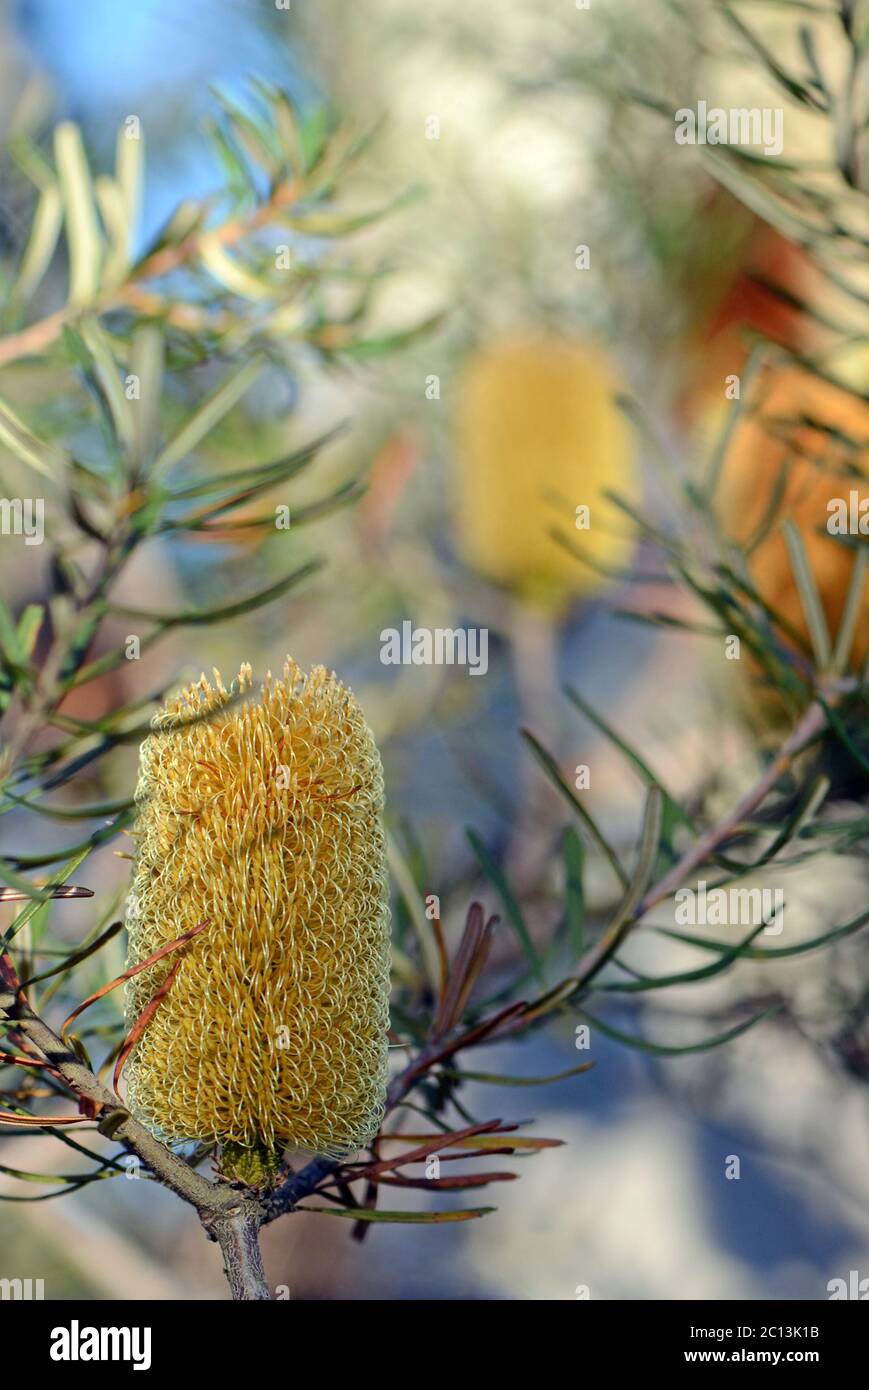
[205,1205,271,1301]
[0,179,301,370]
[571,696,830,992]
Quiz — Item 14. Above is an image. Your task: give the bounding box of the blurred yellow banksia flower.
[124,660,390,1171]
[454,334,637,610]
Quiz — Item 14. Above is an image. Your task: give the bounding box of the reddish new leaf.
[374,1171,516,1190]
[113,956,184,1098]
[61,918,208,1038]
[339,1118,505,1182]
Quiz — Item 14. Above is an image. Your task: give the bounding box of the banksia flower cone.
[455,334,637,610]
[124,661,390,1174]
[677,224,807,435]
[724,365,868,676]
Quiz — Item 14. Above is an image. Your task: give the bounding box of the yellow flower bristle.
[123,660,390,1165]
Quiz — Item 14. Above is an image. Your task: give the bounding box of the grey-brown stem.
[0,988,276,1297]
[208,1205,271,1301]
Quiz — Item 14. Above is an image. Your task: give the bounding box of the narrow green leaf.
[814,693,869,777]
[211,87,282,175]
[466,829,544,984]
[745,773,830,869]
[15,605,43,660]
[699,148,830,251]
[0,594,23,666]
[564,684,691,846]
[301,1205,496,1223]
[721,5,825,109]
[0,860,62,904]
[206,118,256,205]
[0,1181,113,1202]
[297,104,336,174]
[564,787,663,991]
[386,832,440,990]
[654,904,869,960]
[521,729,630,891]
[38,891,127,1006]
[286,186,423,239]
[441,1061,594,1087]
[625,787,664,912]
[22,921,123,988]
[599,924,768,993]
[832,546,868,673]
[152,356,263,477]
[704,342,769,501]
[782,520,832,668]
[0,396,65,477]
[0,609,30,684]
[115,120,143,243]
[578,1005,779,1055]
[8,134,57,192]
[62,625,166,694]
[198,235,272,301]
[94,176,130,291]
[5,809,132,870]
[613,607,723,638]
[13,182,63,303]
[109,558,323,627]
[167,479,364,535]
[563,827,585,956]
[551,524,645,584]
[717,558,813,656]
[0,1160,114,1186]
[135,199,206,269]
[54,122,102,305]
[0,789,133,821]
[251,81,301,163]
[2,845,92,944]
[35,1126,129,1172]
[130,325,164,467]
[167,427,340,501]
[78,317,134,449]
[338,310,447,361]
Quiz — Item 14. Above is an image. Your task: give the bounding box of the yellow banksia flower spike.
[454,334,638,610]
[123,660,391,1182]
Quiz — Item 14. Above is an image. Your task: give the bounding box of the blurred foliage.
[0,77,427,365]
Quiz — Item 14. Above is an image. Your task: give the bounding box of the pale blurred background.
[0,0,866,1300]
